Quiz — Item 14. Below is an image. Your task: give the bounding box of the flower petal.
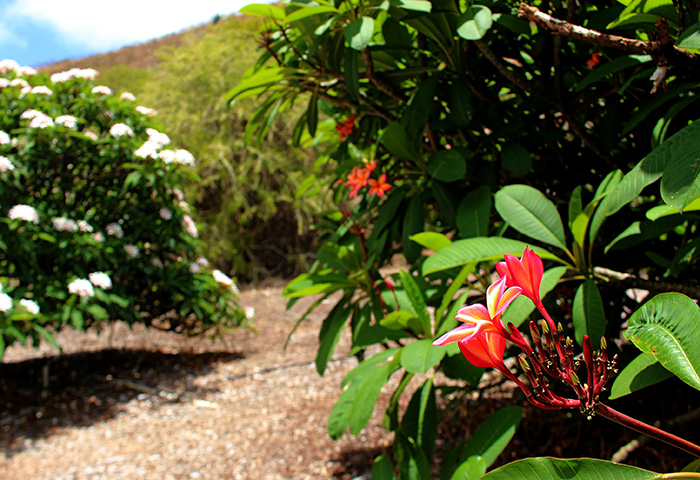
[432,324,476,346]
[456,303,490,323]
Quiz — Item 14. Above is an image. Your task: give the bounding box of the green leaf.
[399,271,431,336]
[457,186,491,239]
[345,17,375,51]
[607,0,678,29]
[31,324,61,352]
[306,90,318,136]
[572,279,606,349]
[328,362,390,439]
[422,237,563,275]
[457,6,493,41]
[403,196,425,263]
[282,269,352,298]
[316,298,352,375]
[427,150,467,182]
[86,304,109,321]
[609,352,673,399]
[410,232,452,252]
[71,309,84,330]
[495,185,567,250]
[344,49,360,101]
[480,457,658,480]
[660,121,700,211]
[451,456,486,480]
[501,144,532,176]
[392,0,432,12]
[678,22,700,49]
[401,339,446,374]
[284,5,338,23]
[371,454,396,480]
[462,406,522,468]
[625,293,700,391]
[575,55,652,92]
[403,75,438,139]
[501,266,567,328]
[239,3,286,20]
[381,310,425,335]
[381,122,419,160]
[401,379,437,461]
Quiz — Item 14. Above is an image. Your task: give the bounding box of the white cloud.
[3,0,266,51]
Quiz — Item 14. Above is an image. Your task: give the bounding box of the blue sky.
[0,0,275,68]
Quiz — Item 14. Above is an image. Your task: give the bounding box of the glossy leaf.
[609,352,673,399]
[239,3,286,20]
[451,456,486,480]
[457,186,491,239]
[345,17,375,51]
[427,150,467,182]
[403,196,425,263]
[371,454,396,480]
[401,379,437,461]
[457,6,493,40]
[316,298,352,375]
[410,232,452,252]
[399,270,431,335]
[401,339,446,374]
[462,406,522,468]
[625,293,700,391]
[572,279,606,349]
[284,5,338,23]
[501,144,532,176]
[660,120,700,211]
[392,0,432,12]
[480,457,657,480]
[495,185,567,250]
[381,122,419,160]
[423,237,564,275]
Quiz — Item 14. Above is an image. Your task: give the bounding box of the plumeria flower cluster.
[67,272,113,298]
[343,160,392,199]
[433,247,617,416]
[336,114,356,141]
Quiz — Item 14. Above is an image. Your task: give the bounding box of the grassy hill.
[40,12,322,281]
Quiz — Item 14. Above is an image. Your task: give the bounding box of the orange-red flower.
[458,331,507,369]
[496,246,543,305]
[344,165,370,198]
[368,173,391,197]
[336,114,356,141]
[587,53,601,70]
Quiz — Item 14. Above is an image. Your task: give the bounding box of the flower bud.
[557,322,564,334]
[570,371,580,385]
[541,320,550,334]
[600,336,607,350]
[518,355,531,372]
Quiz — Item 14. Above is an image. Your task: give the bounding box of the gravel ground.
[0,279,394,480]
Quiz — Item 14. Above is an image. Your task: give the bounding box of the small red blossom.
[495,246,543,305]
[587,52,601,70]
[336,114,356,141]
[367,173,392,197]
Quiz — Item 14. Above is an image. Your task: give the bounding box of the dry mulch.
[0,279,392,480]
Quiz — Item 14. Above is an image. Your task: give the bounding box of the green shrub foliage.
[0,60,245,357]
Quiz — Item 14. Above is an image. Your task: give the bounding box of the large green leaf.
[239,3,286,20]
[495,185,567,250]
[401,379,437,461]
[427,150,467,182]
[316,297,352,375]
[403,75,438,139]
[328,362,390,439]
[284,5,339,23]
[660,120,700,211]
[575,55,652,92]
[381,122,419,160]
[456,5,493,40]
[480,457,657,480]
[401,339,446,374]
[410,232,452,252]
[607,0,678,29]
[399,271,431,336]
[422,237,564,275]
[345,17,375,51]
[625,293,700,391]
[609,351,674,399]
[403,196,425,263]
[500,144,532,176]
[457,186,491,239]
[462,406,522,468]
[572,279,606,349]
[451,456,486,480]
[501,266,567,328]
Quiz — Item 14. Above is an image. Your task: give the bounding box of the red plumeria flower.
[336,114,356,141]
[367,173,392,197]
[433,277,521,347]
[496,246,543,305]
[458,331,507,370]
[344,165,370,198]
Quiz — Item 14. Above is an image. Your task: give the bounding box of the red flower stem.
[595,403,700,458]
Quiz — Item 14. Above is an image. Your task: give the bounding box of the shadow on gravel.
[0,348,244,454]
[330,445,385,480]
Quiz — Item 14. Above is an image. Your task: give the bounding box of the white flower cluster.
[160,149,196,167]
[212,269,239,293]
[88,271,112,290]
[50,67,99,83]
[0,155,15,172]
[106,222,124,238]
[109,123,134,137]
[52,217,79,232]
[8,204,39,223]
[0,59,35,76]
[67,271,113,298]
[0,130,11,144]
[21,109,54,129]
[92,85,112,96]
[120,92,136,101]
[55,115,78,129]
[182,214,198,238]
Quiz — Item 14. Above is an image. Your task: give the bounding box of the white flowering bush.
[0,60,246,357]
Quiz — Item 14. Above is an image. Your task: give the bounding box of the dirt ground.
[0,279,393,480]
[2,278,700,480]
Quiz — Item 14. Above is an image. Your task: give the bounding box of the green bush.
[0,59,246,357]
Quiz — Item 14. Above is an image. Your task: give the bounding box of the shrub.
[0,59,246,357]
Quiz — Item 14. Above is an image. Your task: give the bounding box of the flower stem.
[595,403,700,458]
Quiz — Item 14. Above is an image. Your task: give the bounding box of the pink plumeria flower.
[433,277,521,347]
[495,246,544,305]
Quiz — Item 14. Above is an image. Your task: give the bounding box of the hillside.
[39,20,217,74]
